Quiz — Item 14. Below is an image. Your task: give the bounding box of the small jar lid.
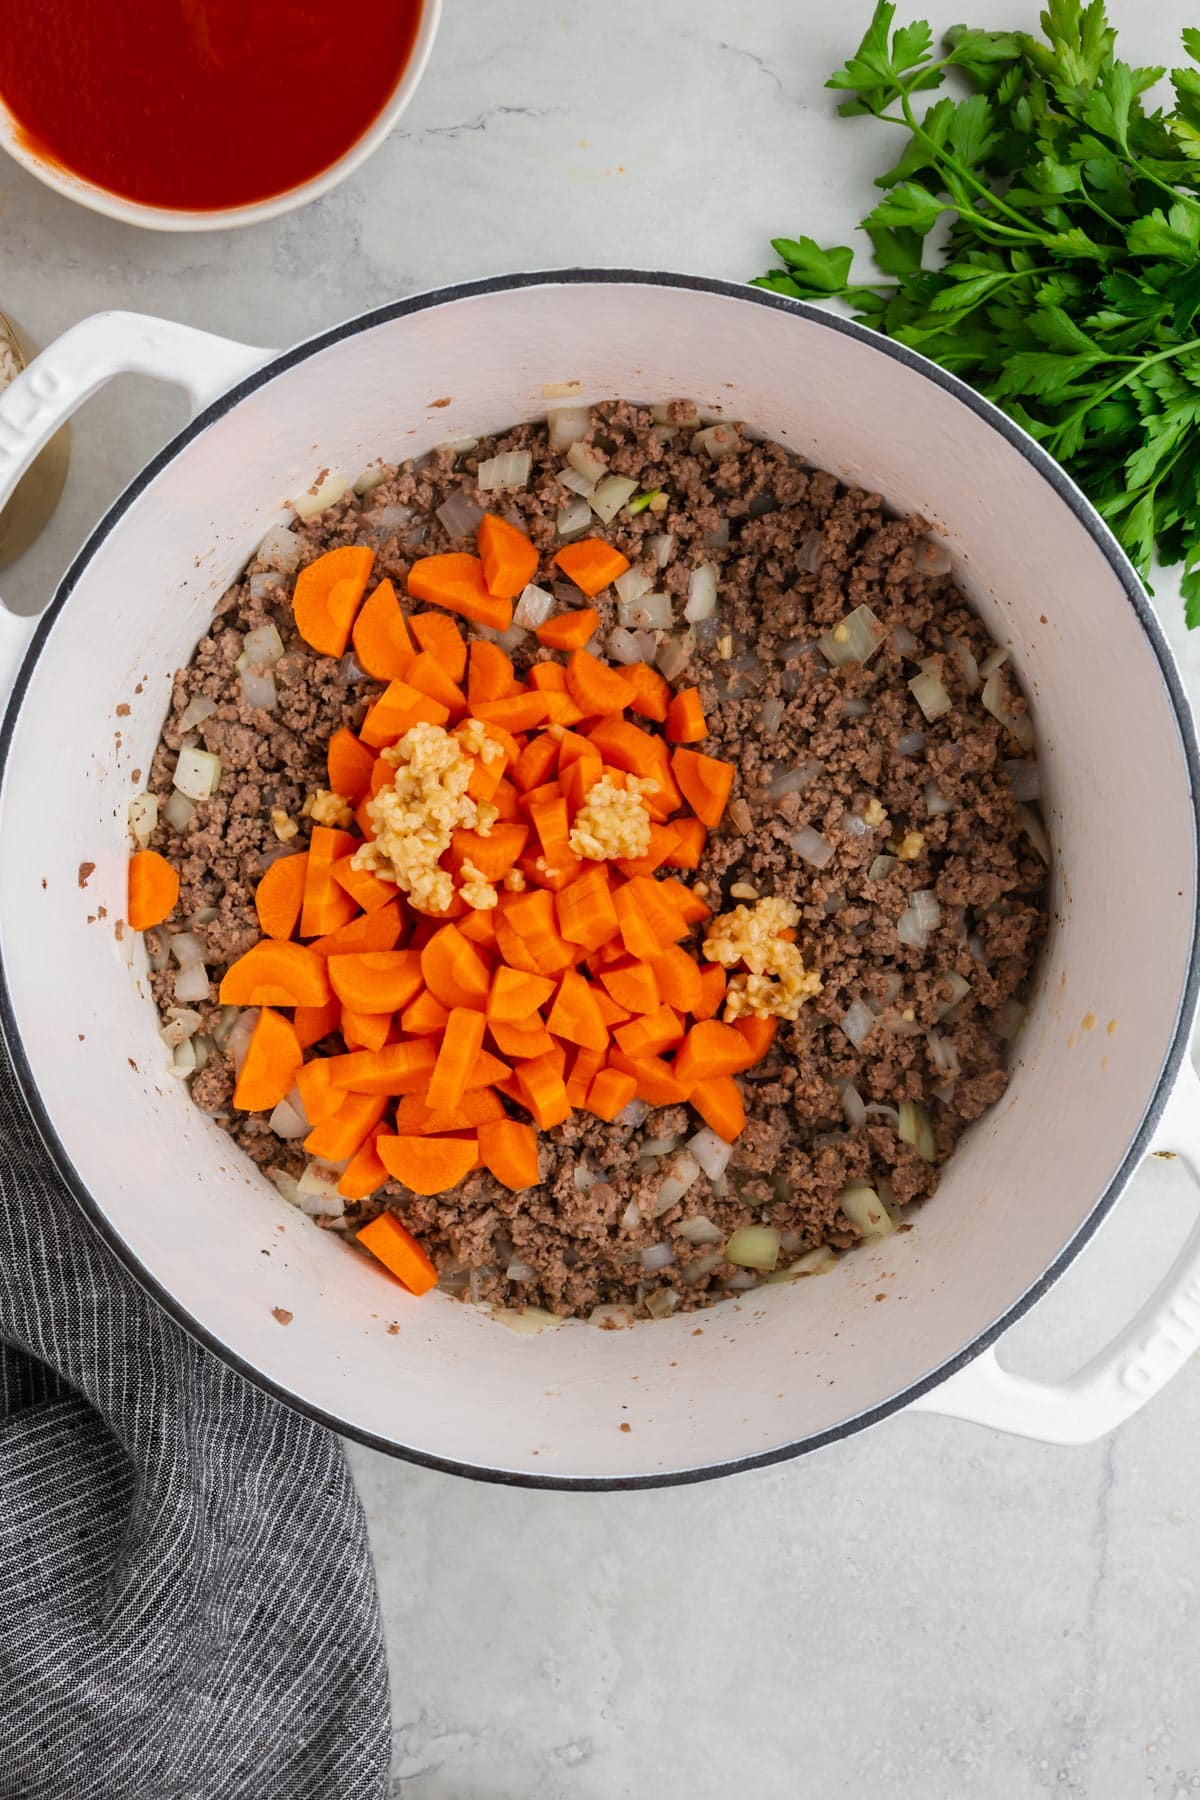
[0,311,71,572]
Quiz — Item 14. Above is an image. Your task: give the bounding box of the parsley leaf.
[752,0,1200,620]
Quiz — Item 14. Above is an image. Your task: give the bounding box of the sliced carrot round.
[293,545,375,657]
[128,850,179,930]
[232,1007,303,1112]
[376,1133,479,1195]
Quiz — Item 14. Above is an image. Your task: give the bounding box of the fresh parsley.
[754,1,1200,623]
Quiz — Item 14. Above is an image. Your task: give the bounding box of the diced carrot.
[219,941,332,1007]
[607,1049,692,1107]
[586,1067,638,1122]
[592,990,631,1029]
[556,729,603,775]
[650,944,704,1014]
[329,855,396,915]
[396,1088,507,1133]
[616,823,681,879]
[585,715,682,813]
[554,538,631,597]
[405,650,467,718]
[327,728,377,805]
[491,1074,528,1110]
[674,1019,756,1084]
[426,1007,488,1114]
[690,1073,746,1142]
[546,968,609,1052]
[354,797,377,841]
[294,996,342,1049]
[254,852,307,941]
[672,747,734,828]
[297,826,358,939]
[529,793,572,860]
[293,546,374,657]
[232,1008,303,1112]
[489,1018,557,1060]
[472,692,551,733]
[664,816,707,870]
[445,822,529,884]
[407,552,513,632]
[512,732,560,793]
[310,898,406,957]
[555,866,620,952]
[305,1090,389,1163]
[624,875,688,946]
[477,514,540,600]
[541,691,585,727]
[400,988,451,1034]
[565,1045,605,1107]
[128,849,179,931]
[457,908,499,949]
[296,1057,343,1124]
[492,911,542,976]
[357,1211,439,1292]
[477,1118,540,1191]
[405,886,469,922]
[499,889,575,973]
[693,962,726,1022]
[657,876,712,925]
[611,883,663,961]
[731,1015,777,1062]
[527,661,567,693]
[360,680,450,749]
[468,640,519,707]
[518,779,565,816]
[564,649,638,718]
[613,1005,684,1058]
[665,687,708,744]
[626,661,670,722]
[420,922,492,1009]
[351,578,415,682]
[338,1129,389,1201]
[327,949,424,1013]
[340,1007,394,1052]
[558,758,602,817]
[327,1039,439,1095]
[488,964,556,1022]
[535,608,600,651]
[410,610,467,684]
[514,1052,572,1128]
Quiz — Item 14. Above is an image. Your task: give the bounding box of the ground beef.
[145,402,1047,1321]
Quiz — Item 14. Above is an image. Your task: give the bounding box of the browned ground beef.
[144,401,1046,1320]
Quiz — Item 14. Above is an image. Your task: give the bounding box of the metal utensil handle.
[911,1061,1200,1443]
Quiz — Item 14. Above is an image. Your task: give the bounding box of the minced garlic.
[703,895,822,1022]
[271,808,298,843]
[459,857,498,911]
[568,774,653,862]
[309,788,354,829]
[353,720,494,913]
[863,797,887,829]
[890,829,924,862]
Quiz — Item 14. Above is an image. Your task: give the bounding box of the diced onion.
[293,472,348,519]
[567,441,608,485]
[908,666,952,723]
[898,1099,936,1161]
[642,1243,677,1273]
[685,563,718,623]
[844,813,868,837]
[927,1029,961,1077]
[677,1213,725,1245]
[573,1162,601,1191]
[896,908,929,951]
[868,854,898,881]
[775,1244,839,1280]
[641,1135,683,1158]
[913,537,953,577]
[725,1226,780,1271]
[937,971,972,1017]
[996,999,1027,1041]
[645,1289,680,1318]
[173,964,209,1004]
[607,627,651,666]
[240,669,278,711]
[896,728,926,757]
[513,584,556,631]
[269,1097,308,1140]
[256,522,301,571]
[173,747,222,801]
[506,1258,538,1283]
[695,423,739,462]
[653,1151,701,1215]
[704,518,730,549]
[477,450,532,491]
[840,998,874,1049]
[761,697,785,734]
[619,590,674,631]
[724,1270,759,1290]
[244,624,284,668]
[818,604,884,668]
[839,1185,894,1238]
[548,405,591,452]
[925,780,952,817]
[980,646,1009,680]
[367,503,413,534]
[617,1099,650,1129]
[170,1038,197,1078]
[178,694,217,735]
[1017,802,1051,863]
[981,668,1035,751]
[614,566,654,607]
[648,533,676,569]
[557,497,592,539]
[620,1197,642,1233]
[791,826,834,869]
[931,1080,956,1105]
[226,1009,260,1076]
[682,1250,725,1283]
[128,793,158,848]
[891,623,919,657]
[1005,759,1041,802]
[945,635,980,693]
[687,1129,732,1181]
[837,1080,867,1129]
[656,633,692,682]
[436,489,484,538]
[591,475,638,523]
[767,759,822,802]
[159,1008,202,1049]
[843,698,872,719]
[559,468,596,500]
[168,931,205,968]
[353,464,388,495]
[909,889,941,932]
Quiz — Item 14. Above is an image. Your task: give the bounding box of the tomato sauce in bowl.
[0,0,423,213]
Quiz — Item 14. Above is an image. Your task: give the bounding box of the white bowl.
[0,0,441,232]
[1,274,1199,1487]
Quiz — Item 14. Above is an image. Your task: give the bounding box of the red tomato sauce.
[0,0,423,211]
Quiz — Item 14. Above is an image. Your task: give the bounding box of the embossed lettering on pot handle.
[0,309,270,702]
[910,1062,1200,1443]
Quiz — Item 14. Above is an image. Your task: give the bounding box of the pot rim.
[2,268,1197,1489]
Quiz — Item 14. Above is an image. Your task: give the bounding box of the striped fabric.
[0,1043,390,1800]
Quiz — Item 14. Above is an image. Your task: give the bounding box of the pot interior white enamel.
[1,277,1195,1484]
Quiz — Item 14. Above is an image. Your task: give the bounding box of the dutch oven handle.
[911,1061,1200,1443]
[0,309,270,703]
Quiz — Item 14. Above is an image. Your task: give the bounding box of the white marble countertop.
[4,1,1200,1793]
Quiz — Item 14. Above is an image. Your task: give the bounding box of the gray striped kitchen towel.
[0,1042,391,1800]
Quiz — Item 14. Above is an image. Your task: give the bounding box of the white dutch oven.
[1,274,1199,1489]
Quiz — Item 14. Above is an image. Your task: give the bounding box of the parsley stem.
[1046,335,1200,451]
